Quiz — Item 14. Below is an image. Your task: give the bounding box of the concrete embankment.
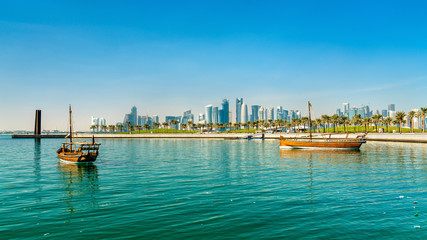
[73,132,427,144]
[12,134,67,139]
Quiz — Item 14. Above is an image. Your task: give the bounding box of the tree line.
[90,108,427,134]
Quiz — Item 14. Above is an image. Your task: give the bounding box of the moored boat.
[57,105,100,163]
[279,101,366,150]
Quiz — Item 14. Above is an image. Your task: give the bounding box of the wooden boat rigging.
[57,105,100,163]
[280,101,366,150]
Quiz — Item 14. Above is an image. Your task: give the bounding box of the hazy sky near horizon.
[1,0,427,131]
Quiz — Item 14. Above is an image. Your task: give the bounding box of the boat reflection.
[57,162,99,215]
[280,148,362,162]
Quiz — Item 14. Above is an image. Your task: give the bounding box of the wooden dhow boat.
[57,105,100,163]
[280,101,366,150]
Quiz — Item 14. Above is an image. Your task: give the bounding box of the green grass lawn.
[316,126,422,133]
[114,129,198,134]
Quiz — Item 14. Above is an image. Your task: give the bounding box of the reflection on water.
[33,139,42,201]
[57,162,99,215]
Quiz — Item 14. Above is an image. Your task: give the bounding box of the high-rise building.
[123,106,138,127]
[236,98,243,123]
[198,113,205,124]
[388,104,395,112]
[220,99,229,124]
[241,103,248,123]
[182,110,194,124]
[99,117,106,126]
[205,105,213,124]
[343,103,350,116]
[251,105,260,121]
[283,110,289,121]
[381,110,388,117]
[258,107,265,121]
[212,107,219,124]
[267,107,274,120]
[152,115,159,123]
[336,108,342,116]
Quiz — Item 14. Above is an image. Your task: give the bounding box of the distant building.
[241,103,248,123]
[123,106,138,127]
[381,109,388,117]
[267,107,274,121]
[205,105,213,124]
[198,113,205,124]
[165,116,181,129]
[336,108,342,116]
[343,103,350,116]
[220,99,229,124]
[182,110,194,124]
[388,104,395,117]
[236,98,243,123]
[251,105,260,121]
[152,115,159,123]
[212,107,219,124]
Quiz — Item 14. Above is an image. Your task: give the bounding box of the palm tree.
[95,124,100,133]
[207,123,214,132]
[352,114,362,133]
[362,118,372,133]
[180,123,187,132]
[407,111,416,133]
[394,111,406,134]
[233,122,241,132]
[90,125,96,133]
[340,116,348,133]
[144,123,150,131]
[383,117,393,133]
[321,115,330,133]
[330,114,340,133]
[101,124,107,133]
[372,114,383,133]
[135,124,142,133]
[125,121,132,133]
[242,122,248,133]
[162,122,169,132]
[420,107,427,133]
[153,122,160,132]
[116,123,124,133]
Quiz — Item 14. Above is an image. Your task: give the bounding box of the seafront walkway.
[73,132,427,143]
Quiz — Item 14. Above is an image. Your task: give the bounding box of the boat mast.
[308,101,312,141]
[69,105,73,150]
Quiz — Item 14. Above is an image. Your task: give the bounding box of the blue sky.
[1,1,427,130]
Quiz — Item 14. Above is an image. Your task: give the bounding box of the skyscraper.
[212,107,219,124]
[252,105,260,121]
[182,110,194,124]
[267,107,274,120]
[343,103,350,116]
[220,99,229,124]
[381,110,388,117]
[258,106,265,121]
[236,98,243,123]
[241,103,248,123]
[205,105,213,124]
[123,106,138,127]
[388,104,395,112]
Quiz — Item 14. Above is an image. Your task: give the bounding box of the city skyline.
[2,1,427,130]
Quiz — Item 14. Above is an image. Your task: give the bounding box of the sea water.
[1,135,427,239]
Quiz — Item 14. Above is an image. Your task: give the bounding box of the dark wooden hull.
[57,151,98,163]
[280,139,365,150]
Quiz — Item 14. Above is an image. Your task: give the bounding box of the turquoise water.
[1,135,427,239]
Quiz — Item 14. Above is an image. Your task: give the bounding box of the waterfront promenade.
[71,132,427,143]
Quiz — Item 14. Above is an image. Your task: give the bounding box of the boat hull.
[280,139,365,150]
[57,151,98,163]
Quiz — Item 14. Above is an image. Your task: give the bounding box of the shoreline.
[11,133,427,144]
